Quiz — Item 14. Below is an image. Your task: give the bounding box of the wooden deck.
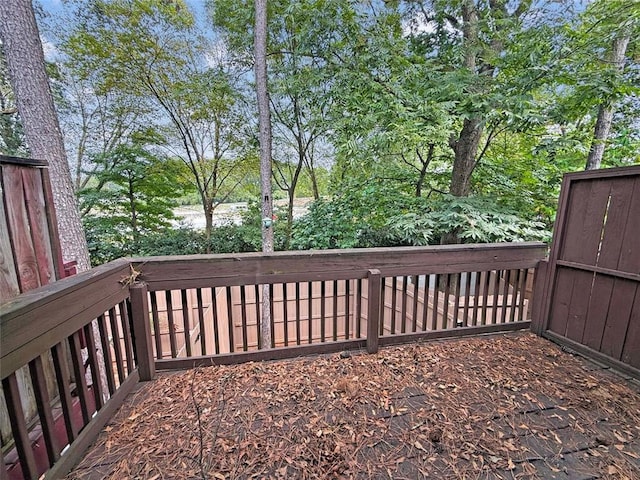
[67,332,640,480]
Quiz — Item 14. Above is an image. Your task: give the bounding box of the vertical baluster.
[257,285,263,350]
[68,331,91,424]
[120,301,135,372]
[501,270,511,323]
[149,292,163,359]
[355,279,362,339]
[307,282,313,344]
[181,290,192,357]
[51,342,77,442]
[421,275,430,331]
[379,278,386,336]
[509,269,520,322]
[332,280,338,341]
[226,287,234,353]
[295,282,301,345]
[481,271,490,325]
[240,285,248,351]
[345,280,351,340]
[268,284,275,349]
[196,288,207,355]
[83,323,104,409]
[491,270,501,324]
[462,272,472,327]
[108,307,125,385]
[320,281,326,342]
[452,273,462,327]
[518,269,530,320]
[29,355,59,465]
[471,272,481,326]
[430,274,439,331]
[390,277,397,335]
[442,274,451,329]
[401,276,409,334]
[283,283,289,347]
[165,292,177,358]
[2,373,38,480]
[211,287,220,354]
[412,276,419,332]
[97,314,116,395]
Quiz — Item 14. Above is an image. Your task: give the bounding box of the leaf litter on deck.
[68,332,640,479]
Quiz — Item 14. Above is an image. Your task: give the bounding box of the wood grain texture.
[1,259,130,379]
[0,186,20,300]
[136,243,546,292]
[21,167,55,287]
[2,164,40,291]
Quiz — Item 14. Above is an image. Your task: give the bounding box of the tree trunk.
[0,0,91,272]
[449,117,483,198]
[585,35,630,171]
[255,0,272,349]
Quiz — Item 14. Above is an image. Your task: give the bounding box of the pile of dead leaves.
[68,332,640,479]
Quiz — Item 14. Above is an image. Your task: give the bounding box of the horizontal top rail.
[134,242,547,291]
[560,164,640,182]
[1,258,131,379]
[0,154,49,167]
[1,242,547,379]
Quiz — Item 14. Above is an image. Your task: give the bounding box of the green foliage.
[292,188,550,251]
[80,141,184,262]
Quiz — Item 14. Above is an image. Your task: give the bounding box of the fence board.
[21,168,55,287]
[621,289,640,368]
[0,194,20,299]
[540,165,640,377]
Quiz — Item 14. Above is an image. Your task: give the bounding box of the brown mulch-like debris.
[68,332,640,479]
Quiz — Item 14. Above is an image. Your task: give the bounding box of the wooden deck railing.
[0,242,547,479]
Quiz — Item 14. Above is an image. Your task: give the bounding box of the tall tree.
[0,0,91,271]
[255,0,273,348]
[64,0,250,247]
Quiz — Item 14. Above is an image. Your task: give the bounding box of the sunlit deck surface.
[67,332,639,480]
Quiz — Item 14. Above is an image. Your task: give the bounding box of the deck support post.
[129,282,155,381]
[367,269,381,354]
[530,259,548,336]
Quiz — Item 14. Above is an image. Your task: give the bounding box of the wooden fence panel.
[539,165,640,378]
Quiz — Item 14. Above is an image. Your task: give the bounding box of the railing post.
[129,282,155,381]
[530,259,549,336]
[367,269,381,354]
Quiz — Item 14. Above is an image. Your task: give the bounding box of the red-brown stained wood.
[2,164,40,292]
[2,372,38,480]
[21,167,54,287]
[130,283,155,381]
[29,355,59,465]
[597,177,636,270]
[120,301,135,373]
[617,177,640,274]
[366,270,381,353]
[96,315,116,395]
[138,242,546,292]
[164,292,177,358]
[51,341,77,442]
[563,269,594,342]
[1,260,130,379]
[149,292,163,359]
[580,275,614,350]
[107,307,125,385]
[83,323,104,410]
[0,189,20,300]
[621,287,640,368]
[180,290,192,357]
[547,267,575,336]
[68,331,91,425]
[196,288,207,355]
[600,279,636,360]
